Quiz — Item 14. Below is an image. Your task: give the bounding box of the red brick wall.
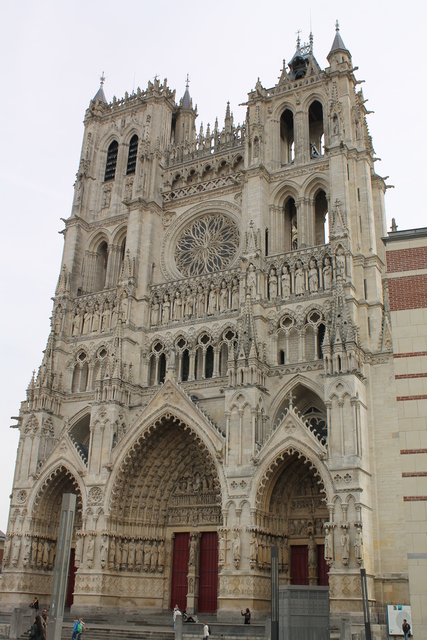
[389,274,427,311]
[386,247,427,273]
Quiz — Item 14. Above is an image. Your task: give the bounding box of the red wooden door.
[170,533,190,611]
[291,545,308,585]
[317,545,329,586]
[198,532,218,613]
[65,548,76,608]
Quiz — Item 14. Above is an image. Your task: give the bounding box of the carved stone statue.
[135,541,143,571]
[101,304,110,332]
[12,535,21,567]
[231,278,239,310]
[36,540,43,569]
[99,535,108,569]
[308,534,317,567]
[150,542,158,572]
[281,265,291,298]
[250,532,258,565]
[48,541,56,569]
[86,535,95,568]
[92,304,100,332]
[158,540,165,572]
[232,531,240,567]
[143,540,151,571]
[162,294,171,325]
[196,285,205,318]
[115,538,122,571]
[30,538,37,568]
[336,248,346,280]
[108,536,116,569]
[43,539,50,569]
[269,268,278,299]
[341,526,350,566]
[246,264,256,297]
[173,290,182,321]
[282,536,290,570]
[295,260,305,296]
[208,284,217,315]
[218,532,226,564]
[128,539,135,571]
[185,287,195,318]
[72,311,82,336]
[22,535,31,567]
[82,310,92,335]
[354,525,363,565]
[189,535,198,566]
[75,533,83,567]
[324,523,333,564]
[120,540,128,569]
[219,281,228,313]
[323,257,332,290]
[151,296,160,326]
[308,259,319,293]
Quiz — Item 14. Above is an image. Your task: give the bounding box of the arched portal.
[255,449,329,587]
[29,466,83,605]
[109,415,222,612]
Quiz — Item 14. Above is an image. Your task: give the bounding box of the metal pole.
[47,493,76,640]
[271,546,279,640]
[360,568,372,640]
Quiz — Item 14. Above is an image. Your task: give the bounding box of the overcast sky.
[0,0,425,532]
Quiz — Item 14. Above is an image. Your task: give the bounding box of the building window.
[126,135,138,175]
[309,101,324,158]
[280,109,295,164]
[104,140,118,181]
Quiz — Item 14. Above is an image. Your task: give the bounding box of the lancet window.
[284,197,298,252]
[314,190,328,245]
[126,135,138,175]
[149,342,166,385]
[280,109,295,164]
[71,351,89,393]
[309,101,324,158]
[94,241,109,292]
[104,140,119,181]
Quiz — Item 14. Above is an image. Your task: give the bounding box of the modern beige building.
[0,24,416,635]
[383,227,427,639]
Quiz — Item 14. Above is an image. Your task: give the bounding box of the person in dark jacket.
[241,608,251,624]
[402,619,411,640]
[29,615,44,640]
[30,597,39,614]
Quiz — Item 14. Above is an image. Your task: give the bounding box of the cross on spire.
[335,19,340,32]
[100,71,105,87]
[186,73,190,89]
[296,29,302,49]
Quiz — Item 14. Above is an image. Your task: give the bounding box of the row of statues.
[69,293,129,337]
[324,521,363,566]
[2,534,56,571]
[150,278,240,326]
[75,533,165,573]
[149,251,346,327]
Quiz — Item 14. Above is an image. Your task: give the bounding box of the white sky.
[0,0,426,532]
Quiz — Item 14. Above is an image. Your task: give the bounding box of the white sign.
[387,605,412,636]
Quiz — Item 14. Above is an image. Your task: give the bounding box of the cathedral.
[0,24,410,630]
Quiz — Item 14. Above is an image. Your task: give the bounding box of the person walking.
[203,621,210,640]
[30,597,39,615]
[241,608,251,624]
[173,605,181,630]
[29,615,44,640]
[76,618,85,640]
[40,610,48,640]
[71,617,79,640]
[402,619,411,640]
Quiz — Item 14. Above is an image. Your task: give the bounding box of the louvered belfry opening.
[104,140,118,181]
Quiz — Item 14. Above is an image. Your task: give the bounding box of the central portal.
[170,531,218,613]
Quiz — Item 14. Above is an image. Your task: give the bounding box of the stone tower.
[1,25,408,631]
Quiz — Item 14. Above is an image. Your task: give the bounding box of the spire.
[329,20,348,52]
[182,73,192,109]
[93,71,107,103]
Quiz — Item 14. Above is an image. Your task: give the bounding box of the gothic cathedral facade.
[1,26,408,624]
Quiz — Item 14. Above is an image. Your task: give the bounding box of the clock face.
[174,213,239,276]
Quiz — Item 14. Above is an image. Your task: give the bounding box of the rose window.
[174,213,239,276]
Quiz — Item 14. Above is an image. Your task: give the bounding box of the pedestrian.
[41,610,48,640]
[29,615,44,640]
[241,608,251,624]
[402,619,411,640]
[71,618,79,640]
[173,605,181,630]
[203,621,210,640]
[76,618,85,640]
[30,597,39,615]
